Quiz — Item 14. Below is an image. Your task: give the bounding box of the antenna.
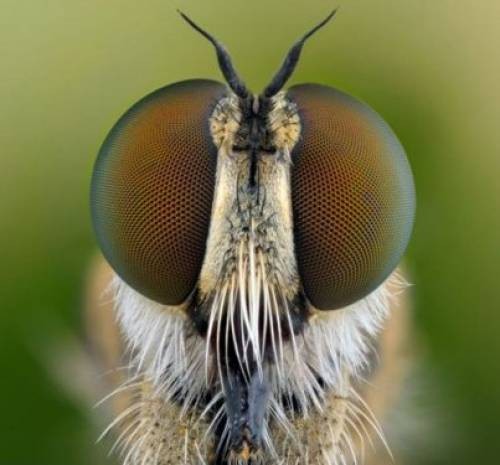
[262,9,337,98]
[178,10,249,99]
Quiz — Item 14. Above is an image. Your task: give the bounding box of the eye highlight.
[288,84,415,310]
[91,79,226,305]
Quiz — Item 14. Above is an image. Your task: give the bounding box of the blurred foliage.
[1,0,499,464]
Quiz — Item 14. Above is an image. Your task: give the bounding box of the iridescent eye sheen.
[91,79,226,305]
[288,84,415,310]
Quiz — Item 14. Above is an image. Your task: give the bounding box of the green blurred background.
[1,0,499,463]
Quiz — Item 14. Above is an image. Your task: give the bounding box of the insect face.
[90,9,415,465]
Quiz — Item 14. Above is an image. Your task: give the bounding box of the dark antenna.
[262,9,338,98]
[178,10,249,99]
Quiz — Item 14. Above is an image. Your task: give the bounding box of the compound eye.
[288,84,415,310]
[91,79,226,305]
